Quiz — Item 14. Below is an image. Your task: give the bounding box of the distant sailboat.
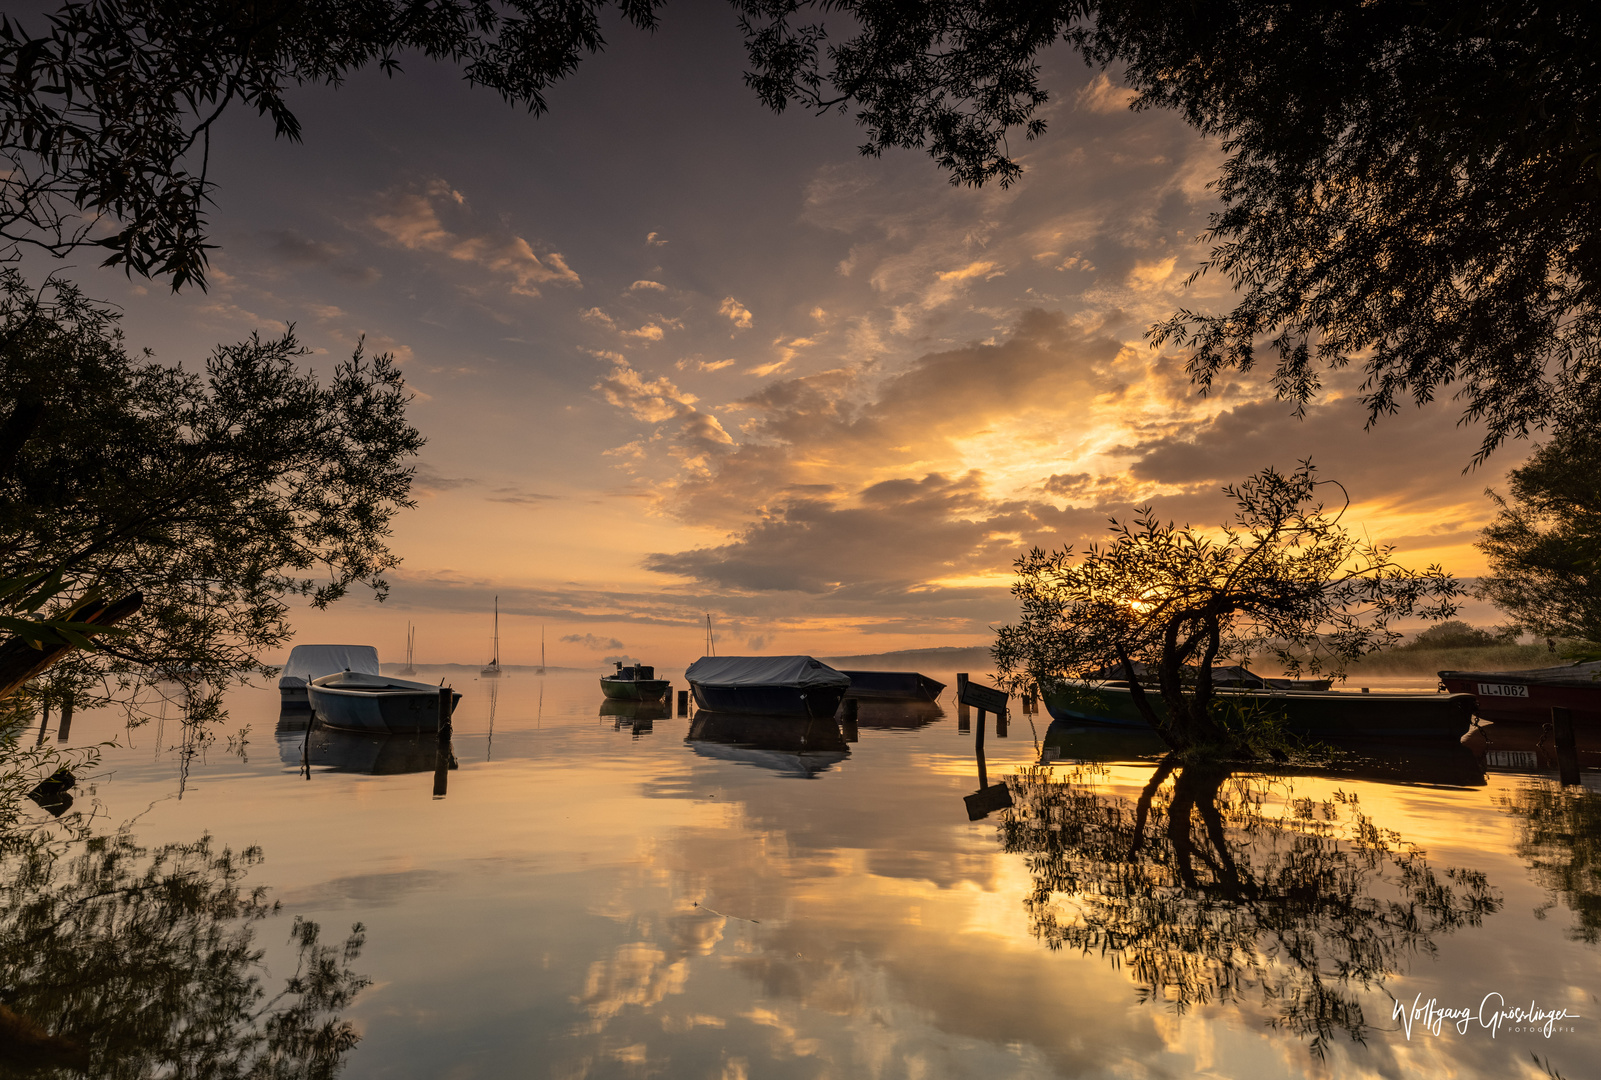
[399,622,417,676]
[537,625,546,676]
[482,597,502,678]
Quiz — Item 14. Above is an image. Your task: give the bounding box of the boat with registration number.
[308,671,462,733]
[1041,679,1476,741]
[1439,661,1601,726]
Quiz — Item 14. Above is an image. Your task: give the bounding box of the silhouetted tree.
[1498,781,1601,945]
[1475,423,1601,642]
[993,462,1460,754]
[1000,761,1499,1059]
[0,0,665,288]
[0,271,422,709]
[0,825,367,1077]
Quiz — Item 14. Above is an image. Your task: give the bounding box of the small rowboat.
[308,671,461,734]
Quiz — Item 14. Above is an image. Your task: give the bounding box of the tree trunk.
[0,592,143,700]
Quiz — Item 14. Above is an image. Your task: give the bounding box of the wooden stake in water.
[1554,706,1581,787]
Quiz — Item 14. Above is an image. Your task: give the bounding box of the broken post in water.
[961,675,1013,820]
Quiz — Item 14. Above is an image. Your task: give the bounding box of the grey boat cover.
[279,644,380,689]
[685,655,851,690]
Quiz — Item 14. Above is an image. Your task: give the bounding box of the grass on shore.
[1270,643,1558,676]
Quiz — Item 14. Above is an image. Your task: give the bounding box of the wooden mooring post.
[1553,706,1581,787]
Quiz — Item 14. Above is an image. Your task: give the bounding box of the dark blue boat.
[685,655,851,719]
[840,670,946,701]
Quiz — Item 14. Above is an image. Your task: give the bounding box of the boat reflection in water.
[686,711,850,778]
[996,721,1500,1056]
[849,697,945,731]
[1465,719,1601,781]
[1040,720,1488,787]
[276,716,457,780]
[601,696,667,737]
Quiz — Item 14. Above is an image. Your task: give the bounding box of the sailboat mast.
[493,596,500,666]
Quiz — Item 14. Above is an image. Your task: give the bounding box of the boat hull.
[280,686,311,709]
[840,670,946,701]
[1439,668,1601,726]
[1042,682,1475,741]
[309,686,462,734]
[599,677,672,701]
[689,682,848,719]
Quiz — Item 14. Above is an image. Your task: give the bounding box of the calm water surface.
[29,670,1601,1078]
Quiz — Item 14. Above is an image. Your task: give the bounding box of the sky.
[49,5,1523,669]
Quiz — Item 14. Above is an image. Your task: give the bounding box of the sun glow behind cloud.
[108,33,1523,667]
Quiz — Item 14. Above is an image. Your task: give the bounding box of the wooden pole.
[677,689,688,716]
[437,686,453,737]
[1553,706,1580,786]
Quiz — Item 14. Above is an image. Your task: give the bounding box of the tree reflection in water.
[1001,758,1500,1059]
[0,826,367,1078]
[1498,781,1601,944]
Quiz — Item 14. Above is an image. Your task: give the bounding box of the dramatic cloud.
[371,180,581,296]
[629,280,667,291]
[719,297,754,329]
[593,363,698,423]
[1077,72,1138,114]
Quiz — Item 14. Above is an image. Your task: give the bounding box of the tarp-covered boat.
[308,671,461,733]
[1042,680,1475,741]
[840,670,946,701]
[279,644,380,709]
[1439,661,1601,726]
[685,655,850,718]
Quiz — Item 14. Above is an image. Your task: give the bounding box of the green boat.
[1042,679,1475,741]
[600,662,671,702]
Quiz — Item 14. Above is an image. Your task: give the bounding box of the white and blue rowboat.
[308,671,462,734]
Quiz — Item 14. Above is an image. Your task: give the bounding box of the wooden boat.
[279,644,380,709]
[599,662,671,702]
[308,671,461,733]
[686,655,850,719]
[1439,661,1601,726]
[840,670,946,700]
[1041,680,1475,741]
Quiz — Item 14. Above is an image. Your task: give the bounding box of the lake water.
[11,669,1600,1079]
